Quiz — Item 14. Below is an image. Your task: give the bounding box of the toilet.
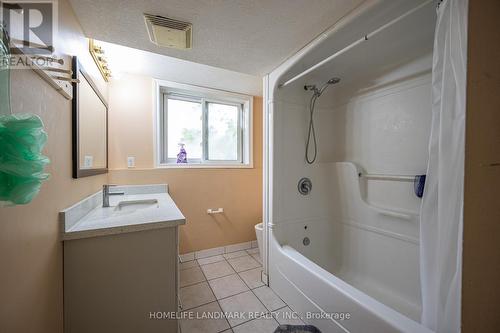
[255,222,263,261]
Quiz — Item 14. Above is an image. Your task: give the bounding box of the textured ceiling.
[68,0,365,76]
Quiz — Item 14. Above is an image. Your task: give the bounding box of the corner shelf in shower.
[333,162,419,243]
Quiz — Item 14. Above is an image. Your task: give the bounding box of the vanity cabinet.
[60,185,185,333]
[63,227,180,333]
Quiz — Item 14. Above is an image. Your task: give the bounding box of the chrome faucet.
[102,184,125,207]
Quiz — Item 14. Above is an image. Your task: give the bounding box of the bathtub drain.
[303,237,310,246]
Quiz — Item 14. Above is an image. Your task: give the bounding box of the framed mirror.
[72,57,108,178]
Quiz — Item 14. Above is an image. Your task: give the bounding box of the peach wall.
[107,75,262,253]
[108,74,155,169]
[0,1,109,332]
[109,167,262,254]
[462,0,500,331]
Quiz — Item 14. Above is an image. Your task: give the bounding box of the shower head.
[304,77,340,164]
[304,77,341,97]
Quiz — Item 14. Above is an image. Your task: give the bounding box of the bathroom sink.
[61,185,186,240]
[114,199,159,212]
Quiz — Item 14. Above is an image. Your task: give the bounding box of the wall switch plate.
[127,156,135,168]
[84,156,93,168]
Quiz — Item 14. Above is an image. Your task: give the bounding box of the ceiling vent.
[144,14,192,50]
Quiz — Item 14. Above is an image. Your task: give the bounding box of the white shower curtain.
[420,0,468,332]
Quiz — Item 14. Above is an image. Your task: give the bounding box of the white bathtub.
[267,163,432,333]
[269,232,431,333]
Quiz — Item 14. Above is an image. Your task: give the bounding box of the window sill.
[157,163,254,169]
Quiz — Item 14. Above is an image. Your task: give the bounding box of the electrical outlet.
[84,156,93,168]
[127,156,135,168]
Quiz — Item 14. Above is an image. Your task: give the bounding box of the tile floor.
[179,249,304,333]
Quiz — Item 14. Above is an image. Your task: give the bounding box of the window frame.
[204,98,243,164]
[155,80,253,168]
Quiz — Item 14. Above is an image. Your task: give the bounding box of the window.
[157,82,252,167]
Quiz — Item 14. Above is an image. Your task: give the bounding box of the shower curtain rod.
[278,0,434,89]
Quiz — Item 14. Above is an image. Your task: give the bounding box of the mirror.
[72,57,108,178]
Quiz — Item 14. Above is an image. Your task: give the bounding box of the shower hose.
[306,93,319,164]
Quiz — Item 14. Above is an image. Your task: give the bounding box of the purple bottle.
[176,143,187,163]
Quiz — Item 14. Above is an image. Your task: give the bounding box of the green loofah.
[0,26,50,205]
[0,114,50,205]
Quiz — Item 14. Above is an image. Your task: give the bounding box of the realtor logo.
[1,1,55,54]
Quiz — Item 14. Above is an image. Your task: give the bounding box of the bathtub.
[269,232,431,333]
[267,163,432,333]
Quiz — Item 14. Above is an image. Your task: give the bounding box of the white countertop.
[60,185,185,241]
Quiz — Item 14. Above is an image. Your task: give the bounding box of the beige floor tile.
[272,306,305,326]
[232,317,279,333]
[223,250,249,259]
[196,247,225,259]
[180,282,216,310]
[180,260,199,270]
[227,255,261,272]
[246,248,259,255]
[208,274,249,299]
[253,286,285,311]
[219,291,268,327]
[180,252,195,262]
[197,255,225,266]
[225,242,252,253]
[180,301,229,333]
[250,253,263,265]
[180,266,206,287]
[238,267,264,289]
[201,260,236,280]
